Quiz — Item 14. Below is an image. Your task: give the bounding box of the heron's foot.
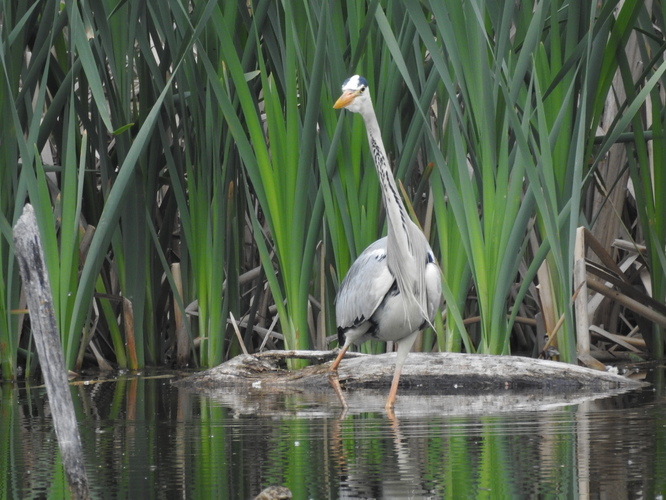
[328,370,349,410]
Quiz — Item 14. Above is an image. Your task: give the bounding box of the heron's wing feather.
[335,237,394,329]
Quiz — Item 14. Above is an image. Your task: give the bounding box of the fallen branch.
[175,350,645,395]
[587,277,666,328]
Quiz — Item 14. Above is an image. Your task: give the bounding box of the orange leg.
[329,344,350,408]
[384,331,419,411]
[385,364,403,410]
[330,344,350,372]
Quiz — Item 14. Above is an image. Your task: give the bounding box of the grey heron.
[329,75,443,410]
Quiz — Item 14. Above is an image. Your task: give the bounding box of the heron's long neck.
[361,106,410,242]
[361,105,423,301]
[356,100,431,325]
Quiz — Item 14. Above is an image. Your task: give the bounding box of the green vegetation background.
[1,0,664,378]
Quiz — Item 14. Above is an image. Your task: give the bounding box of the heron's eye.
[359,86,366,93]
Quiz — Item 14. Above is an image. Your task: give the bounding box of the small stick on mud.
[13,204,90,500]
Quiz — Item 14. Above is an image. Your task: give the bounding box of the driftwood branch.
[175,350,646,417]
[13,204,89,500]
[177,350,644,392]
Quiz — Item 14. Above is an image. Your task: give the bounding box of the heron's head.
[333,75,370,114]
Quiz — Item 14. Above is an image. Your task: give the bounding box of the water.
[1,367,664,499]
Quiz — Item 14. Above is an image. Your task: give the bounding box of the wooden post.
[172,262,190,367]
[574,226,590,357]
[13,204,90,500]
[574,227,604,370]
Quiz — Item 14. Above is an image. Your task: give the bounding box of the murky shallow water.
[2,367,665,499]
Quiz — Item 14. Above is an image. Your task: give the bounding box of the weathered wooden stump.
[13,204,89,500]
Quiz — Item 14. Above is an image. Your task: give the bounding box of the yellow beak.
[333,90,358,109]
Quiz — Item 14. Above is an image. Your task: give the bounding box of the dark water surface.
[1,366,665,499]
